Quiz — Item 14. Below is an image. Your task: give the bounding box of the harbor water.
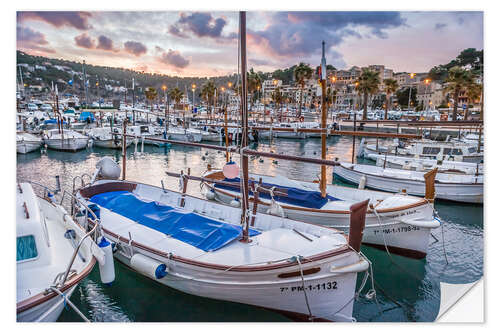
[16,136,483,322]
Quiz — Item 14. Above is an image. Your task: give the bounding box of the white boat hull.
[334,164,483,204]
[17,141,41,154]
[93,139,132,149]
[113,250,359,321]
[17,285,77,322]
[209,187,436,258]
[44,138,88,152]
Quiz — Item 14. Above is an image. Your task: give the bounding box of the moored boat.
[43,129,89,152]
[74,176,370,322]
[17,132,42,154]
[334,162,483,204]
[16,182,104,322]
[201,168,440,259]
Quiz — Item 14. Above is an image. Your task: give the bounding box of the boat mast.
[82,60,90,108]
[239,11,251,242]
[320,41,327,198]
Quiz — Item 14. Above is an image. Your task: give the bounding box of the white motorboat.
[16,182,103,322]
[334,163,483,204]
[202,169,440,259]
[17,132,42,154]
[360,139,483,163]
[127,125,170,146]
[75,176,369,322]
[372,154,483,175]
[87,127,132,149]
[43,129,89,152]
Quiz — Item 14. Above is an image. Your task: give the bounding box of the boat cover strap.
[214,178,340,209]
[89,191,260,252]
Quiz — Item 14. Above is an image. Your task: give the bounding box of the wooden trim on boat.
[277,267,321,278]
[79,182,137,199]
[206,182,429,215]
[16,257,96,314]
[363,242,427,259]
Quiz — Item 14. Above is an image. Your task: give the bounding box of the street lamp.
[162,85,168,131]
[191,84,196,111]
[408,73,416,111]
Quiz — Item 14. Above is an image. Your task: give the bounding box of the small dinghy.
[201,168,440,259]
[17,132,42,154]
[334,163,483,204]
[43,129,89,152]
[16,182,105,322]
[74,173,369,322]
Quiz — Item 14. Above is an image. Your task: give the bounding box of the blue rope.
[60,292,68,309]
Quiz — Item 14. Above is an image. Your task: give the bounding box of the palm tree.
[355,69,381,120]
[464,80,482,120]
[383,78,399,120]
[248,68,262,109]
[271,87,284,121]
[169,87,183,110]
[444,66,473,121]
[201,81,216,119]
[145,87,158,112]
[293,62,313,118]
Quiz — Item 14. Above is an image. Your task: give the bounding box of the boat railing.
[18,178,102,285]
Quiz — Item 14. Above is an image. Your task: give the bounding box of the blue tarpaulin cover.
[215,178,340,209]
[79,112,95,122]
[44,119,67,125]
[90,191,260,252]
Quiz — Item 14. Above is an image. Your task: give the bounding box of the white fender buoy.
[130,253,168,280]
[230,198,241,207]
[98,236,115,286]
[205,189,216,200]
[358,175,367,189]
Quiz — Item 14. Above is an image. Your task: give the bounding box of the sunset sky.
[16,11,483,77]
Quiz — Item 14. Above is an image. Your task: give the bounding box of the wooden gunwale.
[203,170,430,214]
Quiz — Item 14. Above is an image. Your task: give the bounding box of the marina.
[15,9,484,323]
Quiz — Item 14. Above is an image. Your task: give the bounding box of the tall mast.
[320,40,327,198]
[82,60,90,107]
[239,11,250,242]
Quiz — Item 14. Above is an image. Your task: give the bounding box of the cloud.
[248,12,406,59]
[169,12,227,38]
[124,40,147,56]
[168,24,188,38]
[17,26,55,53]
[156,46,190,69]
[97,35,115,51]
[17,11,92,30]
[249,58,272,66]
[434,23,447,30]
[74,33,95,49]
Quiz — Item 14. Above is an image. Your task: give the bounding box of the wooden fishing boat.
[201,169,440,259]
[43,129,89,152]
[16,182,103,322]
[75,178,369,322]
[334,163,483,204]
